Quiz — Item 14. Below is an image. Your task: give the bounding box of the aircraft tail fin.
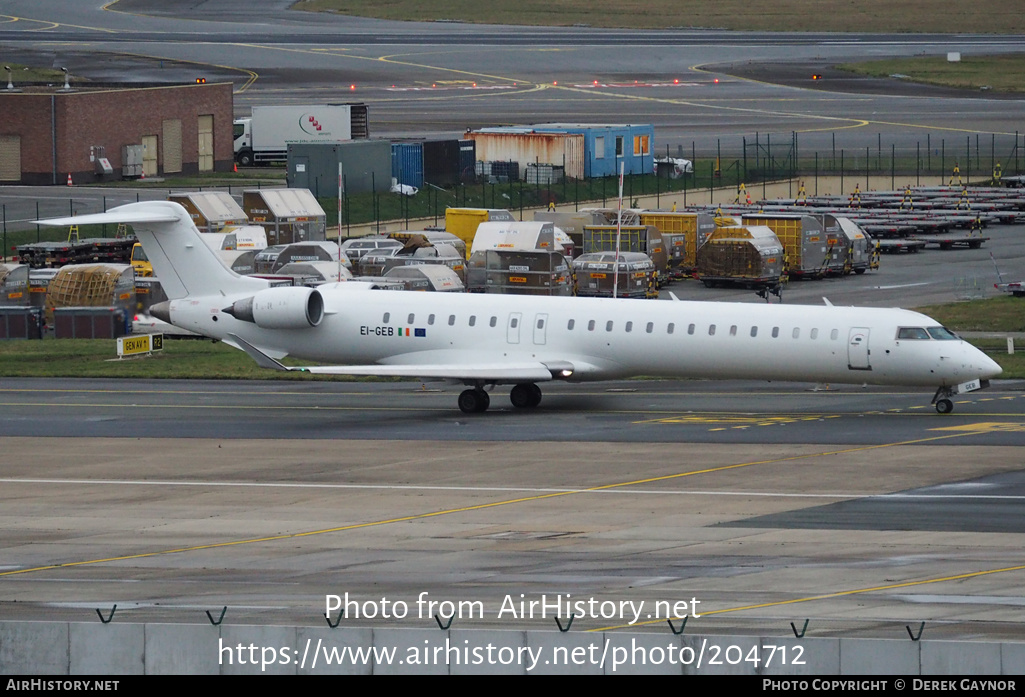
[38,201,266,299]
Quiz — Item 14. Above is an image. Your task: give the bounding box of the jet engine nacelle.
[225,287,324,329]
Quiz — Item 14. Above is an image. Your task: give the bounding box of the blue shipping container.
[391,142,424,189]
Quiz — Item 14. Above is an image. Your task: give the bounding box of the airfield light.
[812,74,822,80]
[195,77,206,83]
[674,79,679,84]
[350,84,356,90]
[713,78,719,84]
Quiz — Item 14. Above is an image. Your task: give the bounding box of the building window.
[595,136,605,159]
[616,136,624,158]
[633,135,650,156]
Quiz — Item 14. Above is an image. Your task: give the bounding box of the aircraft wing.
[228,333,558,382]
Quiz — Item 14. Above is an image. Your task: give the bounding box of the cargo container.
[424,140,468,187]
[243,188,326,245]
[525,123,656,178]
[638,211,715,276]
[254,241,342,274]
[275,261,353,285]
[466,249,573,296]
[198,226,268,253]
[383,264,465,292]
[358,240,466,282]
[234,104,368,166]
[45,264,135,326]
[572,251,657,299]
[443,208,515,256]
[0,264,30,306]
[339,236,403,265]
[582,224,669,286]
[391,142,424,189]
[696,226,785,289]
[821,215,876,275]
[167,191,247,232]
[218,250,260,276]
[532,210,602,255]
[470,221,572,257]
[466,128,585,180]
[741,213,839,279]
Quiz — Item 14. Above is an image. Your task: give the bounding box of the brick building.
[0,82,234,185]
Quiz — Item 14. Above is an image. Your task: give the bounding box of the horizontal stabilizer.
[228,333,554,382]
[37,210,181,227]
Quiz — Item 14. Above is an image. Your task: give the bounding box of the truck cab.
[131,243,153,277]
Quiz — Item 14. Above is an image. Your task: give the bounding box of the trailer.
[921,233,989,250]
[233,104,368,166]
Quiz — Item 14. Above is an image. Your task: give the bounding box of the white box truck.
[233,104,368,166]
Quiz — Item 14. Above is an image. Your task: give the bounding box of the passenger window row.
[380,311,840,341]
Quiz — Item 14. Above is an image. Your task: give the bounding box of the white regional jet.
[42,202,1001,414]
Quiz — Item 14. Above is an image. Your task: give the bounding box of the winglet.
[822,297,833,307]
[227,333,293,372]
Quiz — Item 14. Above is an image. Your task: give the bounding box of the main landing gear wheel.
[458,388,490,414]
[510,383,543,409]
[935,398,954,414]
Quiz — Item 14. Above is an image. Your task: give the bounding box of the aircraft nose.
[968,344,1002,380]
[980,353,1003,380]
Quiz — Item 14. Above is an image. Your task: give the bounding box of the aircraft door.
[533,313,548,345]
[507,312,521,344]
[847,327,871,370]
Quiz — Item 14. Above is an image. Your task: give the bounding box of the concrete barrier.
[1,620,1023,675]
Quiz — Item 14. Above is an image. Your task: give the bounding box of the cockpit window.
[927,326,959,340]
[897,327,930,340]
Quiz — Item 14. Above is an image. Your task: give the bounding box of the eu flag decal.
[414,328,427,337]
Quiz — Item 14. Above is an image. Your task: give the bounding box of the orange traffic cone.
[66,173,73,186]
